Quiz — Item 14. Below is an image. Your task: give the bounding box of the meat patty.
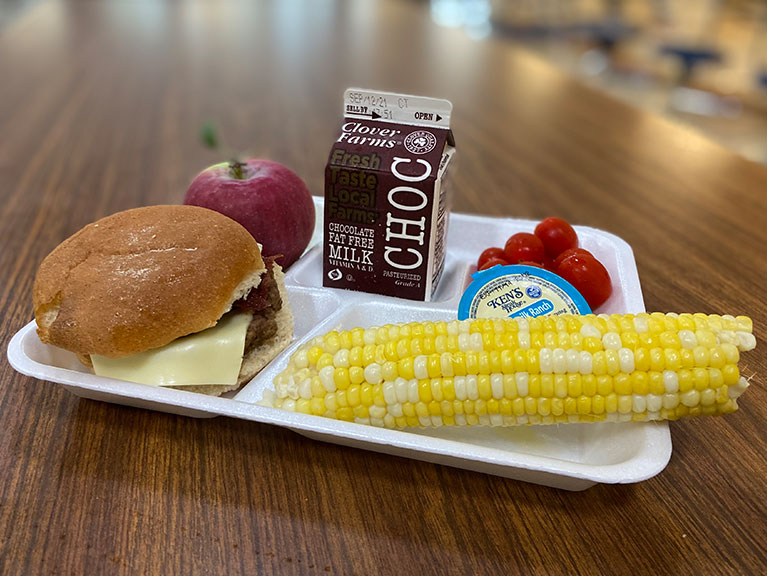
[233,259,283,353]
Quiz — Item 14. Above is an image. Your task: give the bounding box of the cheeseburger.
[33,205,293,395]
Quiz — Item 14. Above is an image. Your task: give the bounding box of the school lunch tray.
[7,197,672,491]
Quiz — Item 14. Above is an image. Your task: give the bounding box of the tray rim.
[5,201,672,488]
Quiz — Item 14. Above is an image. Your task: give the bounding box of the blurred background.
[2,0,765,166]
[432,0,767,164]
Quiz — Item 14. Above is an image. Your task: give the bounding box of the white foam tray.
[7,198,671,491]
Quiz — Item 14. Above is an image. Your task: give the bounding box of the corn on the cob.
[263,313,756,428]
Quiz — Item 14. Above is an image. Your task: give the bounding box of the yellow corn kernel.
[323,332,341,354]
[678,370,693,393]
[605,393,618,413]
[349,366,365,386]
[592,351,607,375]
[617,395,632,414]
[541,375,555,398]
[631,372,649,395]
[664,349,682,371]
[465,352,479,375]
[650,348,665,372]
[568,374,583,397]
[334,368,350,390]
[336,407,354,421]
[307,346,324,366]
[596,375,613,396]
[614,373,632,395]
[583,336,603,354]
[592,394,605,414]
[317,353,334,370]
[418,379,433,403]
[723,364,740,386]
[353,405,369,419]
[347,384,361,407]
[577,396,592,415]
[503,375,518,399]
[528,375,541,398]
[478,375,492,400]
[500,398,513,415]
[692,367,709,391]
[415,402,429,418]
[512,397,525,416]
[649,371,665,395]
[564,397,577,414]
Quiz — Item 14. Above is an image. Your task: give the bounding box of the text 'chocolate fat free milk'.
[323,88,455,301]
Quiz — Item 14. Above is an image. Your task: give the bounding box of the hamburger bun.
[33,205,292,394]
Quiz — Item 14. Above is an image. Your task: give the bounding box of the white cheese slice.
[91,312,252,387]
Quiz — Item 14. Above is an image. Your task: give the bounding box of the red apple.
[184,159,315,268]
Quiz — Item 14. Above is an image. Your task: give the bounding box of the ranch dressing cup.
[323,88,455,301]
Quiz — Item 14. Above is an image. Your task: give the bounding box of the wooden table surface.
[1,1,766,574]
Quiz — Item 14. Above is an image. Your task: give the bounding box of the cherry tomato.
[517,261,544,268]
[555,253,612,309]
[503,232,546,265]
[478,256,509,271]
[534,217,579,259]
[553,247,593,270]
[477,247,505,269]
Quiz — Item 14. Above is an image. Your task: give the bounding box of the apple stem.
[228,159,247,180]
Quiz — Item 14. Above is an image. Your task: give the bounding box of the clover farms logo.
[404,130,437,154]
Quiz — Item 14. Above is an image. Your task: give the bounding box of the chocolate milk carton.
[323,88,455,301]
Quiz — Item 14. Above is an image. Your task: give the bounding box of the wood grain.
[1,1,765,574]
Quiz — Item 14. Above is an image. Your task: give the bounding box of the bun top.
[33,205,265,358]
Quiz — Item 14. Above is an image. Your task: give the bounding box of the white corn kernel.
[633,316,649,333]
[539,349,553,374]
[579,351,593,375]
[518,331,531,350]
[458,333,471,352]
[552,349,567,374]
[618,348,635,373]
[466,375,479,400]
[320,366,336,392]
[632,395,646,413]
[647,394,663,412]
[470,333,484,351]
[491,374,504,399]
[728,377,750,399]
[602,332,622,350]
[662,394,679,410]
[292,349,309,369]
[581,324,601,338]
[364,363,383,385]
[407,379,420,403]
[414,356,428,379]
[678,330,697,349]
[515,373,529,397]
[681,390,701,407]
[441,353,454,377]
[736,332,757,352]
[454,376,467,400]
[663,370,679,393]
[383,382,397,405]
[566,349,580,373]
[700,389,716,406]
[299,378,312,399]
[395,377,408,403]
[370,405,387,419]
[333,349,350,368]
